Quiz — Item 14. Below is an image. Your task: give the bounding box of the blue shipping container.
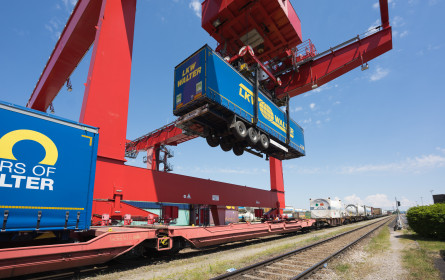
[0,101,99,232]
[173,45,305,158]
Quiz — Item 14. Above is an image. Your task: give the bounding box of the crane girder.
[275,27,393,99]
[26,0,102,111]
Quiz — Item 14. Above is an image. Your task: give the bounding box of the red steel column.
[270,157,285,215]
[379,0,390,29]
[79,0,137,162]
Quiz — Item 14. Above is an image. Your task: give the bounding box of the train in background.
[310,198,388,227]
[239,206,310,222]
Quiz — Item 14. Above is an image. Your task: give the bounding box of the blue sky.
[0,0,444,211]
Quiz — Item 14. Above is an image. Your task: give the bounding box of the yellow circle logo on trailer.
[0,129,58,166]
[259,101,274,122]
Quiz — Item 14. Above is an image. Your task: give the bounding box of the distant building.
[433,194,445,204]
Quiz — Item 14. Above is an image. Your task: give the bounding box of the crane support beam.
[26,0,102,111]
[79,0,137,161]
[93,160,277,208]
[275,27,392,99]
[270,157,285,215]
[127,123,198,152]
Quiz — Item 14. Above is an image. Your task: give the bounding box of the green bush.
[406,204,445,239]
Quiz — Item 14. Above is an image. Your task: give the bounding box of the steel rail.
[291,217,393,279]
[211,217,392,280]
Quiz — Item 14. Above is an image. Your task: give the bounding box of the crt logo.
[0,129,58,191]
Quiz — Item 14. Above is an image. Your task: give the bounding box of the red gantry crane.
[0,0,392,277]
[25,0,392,228]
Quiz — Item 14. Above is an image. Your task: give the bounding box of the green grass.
[400,229,445,280]
[365,225,391,254]
[335,263,351,273]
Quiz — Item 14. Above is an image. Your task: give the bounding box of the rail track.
[212,216,393,280]
[11,218,391,280]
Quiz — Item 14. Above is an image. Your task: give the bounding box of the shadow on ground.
[436,251,445,280]
[394,232,445,280]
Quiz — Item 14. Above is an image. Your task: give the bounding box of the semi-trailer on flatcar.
[173,45,305,160]
[0,101,98,244]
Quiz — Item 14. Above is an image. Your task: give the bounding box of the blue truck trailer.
[173,45,305,160]
[0,101,99,234]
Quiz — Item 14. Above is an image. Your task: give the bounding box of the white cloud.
[284,165,321,174]
[343,193,412,209]
[189,0,201,18]
[418,45,442,56]
[13,28,27,37]
[293,106,303,113]
[45,18,62,41]
[309,103,316,110]
[436,147,445,153]
[429,0,439,5]
[340,154,445,174]
[45,19,59,32]
[315,120,321,125]
[399,30,409,38]
[343,194,365,205]
[300,118,312,125]
[400,197,416,207]
[392,16,405,28]
[62,0,77,12]
[367,19,381,35]
[312,83,338,94]
[364,194,394,208]
[370,66,389,81]
[427,44,441,51]
[393,30,409,39]
[373,0,394,9]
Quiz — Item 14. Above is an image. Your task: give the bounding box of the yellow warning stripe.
[0,206,84,210]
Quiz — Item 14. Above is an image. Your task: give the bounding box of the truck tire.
[257,134,269,151]
[246,127,259,146]
[220,137,233,152]
[231,121,247,140]
[206,134,220,147]
[233,144,244,156]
